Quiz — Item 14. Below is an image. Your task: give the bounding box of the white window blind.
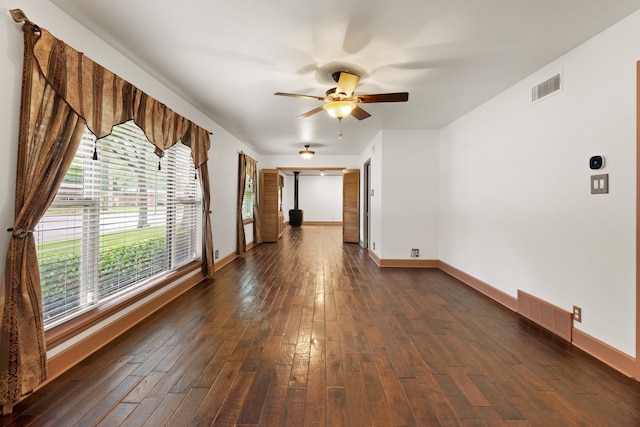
[242,174,254,220]
[35,120,202,327]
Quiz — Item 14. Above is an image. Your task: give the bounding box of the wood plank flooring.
[4,225,640,426]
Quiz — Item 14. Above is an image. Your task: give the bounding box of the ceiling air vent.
[531,73,562,103]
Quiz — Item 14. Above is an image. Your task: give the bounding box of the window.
[242,174,255,221]
[35,121,202,327]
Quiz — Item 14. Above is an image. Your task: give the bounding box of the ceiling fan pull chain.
[338,117,343,139]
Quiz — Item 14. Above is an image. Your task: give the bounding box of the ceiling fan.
[274,71,409,121]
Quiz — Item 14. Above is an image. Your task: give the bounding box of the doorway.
[364,159,371,249]
[636,60,640,379]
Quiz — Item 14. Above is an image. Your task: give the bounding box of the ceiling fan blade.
[297,106,325,119]
[357,92,409,103]
[336,72,360,96]
[351,105,371,120]
[274,92,325,101]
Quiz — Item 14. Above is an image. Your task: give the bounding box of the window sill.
[45,261,203,349]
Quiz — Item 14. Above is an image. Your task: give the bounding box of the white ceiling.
[52,0,640,157]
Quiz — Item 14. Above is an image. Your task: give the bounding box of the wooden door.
[260,169,279,242]
[343,169,360,243]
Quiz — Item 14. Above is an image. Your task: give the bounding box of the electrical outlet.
[214,249,219,260]
[411,248,420,258]
[573,305,582,323]
[372,242,375,250]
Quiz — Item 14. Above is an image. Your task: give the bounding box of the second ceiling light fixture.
[299,144,315,160]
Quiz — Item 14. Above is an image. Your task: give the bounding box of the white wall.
[380,130,439,259]
[282,174,342,223]
[296,175,342,222]
[0,0,258,268]
[439,10,640,356]
[359,131,440,259]
[0,2,22,282]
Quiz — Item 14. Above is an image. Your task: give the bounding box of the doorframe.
[635,61,640,381]
[363,159,371,249]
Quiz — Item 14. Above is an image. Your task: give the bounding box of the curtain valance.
[32,28,210,168]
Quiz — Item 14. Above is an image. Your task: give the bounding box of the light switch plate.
[591,174,609,194]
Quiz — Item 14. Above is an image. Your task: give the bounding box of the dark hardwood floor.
[4,225,640,426]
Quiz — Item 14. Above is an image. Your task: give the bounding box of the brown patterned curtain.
[236,153,258,254]
[197,162,215,278]
[237,154,248,254]
[250,158,261,245]
[1,11,213,412]
[236,153,260,255]
[0,21,84,414]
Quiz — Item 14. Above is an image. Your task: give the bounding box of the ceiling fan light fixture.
[299,144,315,160]
[323,100,356,119]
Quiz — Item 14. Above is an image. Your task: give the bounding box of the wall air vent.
[531,73,562,103]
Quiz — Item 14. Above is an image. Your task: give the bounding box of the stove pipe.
[289,171,303,227]
[294,171,299,210]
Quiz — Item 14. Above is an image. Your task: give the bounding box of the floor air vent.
[531,73,562,102]
[517,290,572,341]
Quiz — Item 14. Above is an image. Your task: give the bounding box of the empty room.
[2,0,640,425]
